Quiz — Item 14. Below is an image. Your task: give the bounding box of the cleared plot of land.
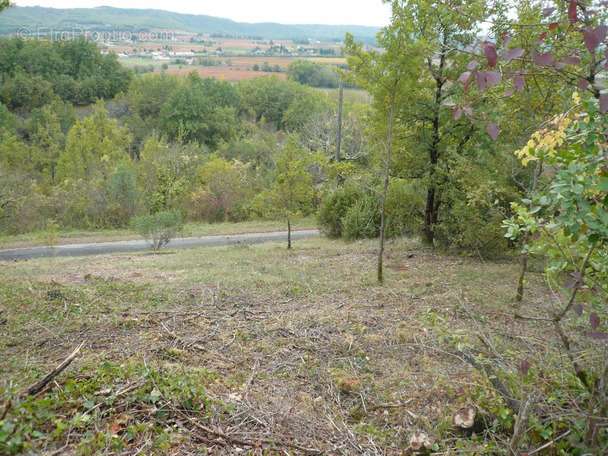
[308,57,348,65]
[170,66,287,81]
[0,236,561,454]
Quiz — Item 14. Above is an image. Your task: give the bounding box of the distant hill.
[0,6,380,42]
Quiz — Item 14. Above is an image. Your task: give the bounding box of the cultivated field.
[1,236,567,454]
[170,66,287,81]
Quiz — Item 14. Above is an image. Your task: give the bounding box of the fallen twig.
[461,347,520,414]
[527,429,572,455]
[1,340,86,420]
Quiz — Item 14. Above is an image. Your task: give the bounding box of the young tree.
[344,0,491,272]
[343,1,427,281]
[27,105,63,186]
[254,138,315,249]
[58,101,131,183]
[504,92,608,452]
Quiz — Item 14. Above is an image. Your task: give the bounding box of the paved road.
[0,230,320,261]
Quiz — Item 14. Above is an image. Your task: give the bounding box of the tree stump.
[409,430,436,451]
[452,404,485,434]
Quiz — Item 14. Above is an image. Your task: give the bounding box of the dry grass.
[0,237,568,454]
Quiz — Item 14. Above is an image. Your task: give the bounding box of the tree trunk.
[515,161,542,303]
[507,393,536,456]
[423,187,438,246]
[287,219,291,249]
[422,49,445,247]
[377,86,397,284]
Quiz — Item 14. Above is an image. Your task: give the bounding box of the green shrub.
[385,178,425,238]
[107,165,140,226]
[131,211,182,250]
[318,179,424,240]
[341,192,380,240]
[317,184,361,237]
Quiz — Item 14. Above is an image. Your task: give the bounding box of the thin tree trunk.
[287,219,291,249]
[378,88,397,284]
[515,161,542,303]
[507,392,537,456]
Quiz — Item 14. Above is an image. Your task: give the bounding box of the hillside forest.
[0,0,608,453]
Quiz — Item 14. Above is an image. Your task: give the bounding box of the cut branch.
[461,348,520,414]
[1,340,86,420]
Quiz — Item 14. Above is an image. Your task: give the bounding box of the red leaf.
[578,78,590,91]
[549,22,559,30]
[504,89,514,97]
[532,51,555,67]
[564,56,581,66]
[583,26,607,52]
[514,75,525,92]
[458,71,472,84]
[565,279,578,289]
[555,61,566,69]
[568,0,578,23]
[467,59,479,71]
[539,31,548,40]
[573,303,583,316]
[486,71,502,86]
[463,106,473,117]
[590,331,608,340]
[505,70,515,80]
[590,312,600,330]
[543,7,556,16]
[503,36,512,46]
[483,43,498,68]
[520,360,531,376]
[600,93,608,113]
[488,123,500,140]
[453,107,463,119]
[502,48,525,63]
[476,71,487,91]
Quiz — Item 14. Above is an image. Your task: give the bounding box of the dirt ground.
[0,237,576,455]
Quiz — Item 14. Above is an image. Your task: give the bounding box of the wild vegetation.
[1,0,607,454]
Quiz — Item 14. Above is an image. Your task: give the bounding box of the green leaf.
[150,388,161,403]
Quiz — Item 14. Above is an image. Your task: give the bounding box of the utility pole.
[336,79,343,163]
[334,79,344,189]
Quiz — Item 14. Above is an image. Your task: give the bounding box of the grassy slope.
[0,217,316,250]
[0,235,572,454]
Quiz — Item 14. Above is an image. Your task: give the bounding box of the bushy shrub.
[318,179,424,240]
[385,178,425,238]
[317,184,361,237]
[131,211,183,250]
[341,192,380,240]
[107,165,141,226]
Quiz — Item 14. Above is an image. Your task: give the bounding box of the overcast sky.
[13,0,392,26]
